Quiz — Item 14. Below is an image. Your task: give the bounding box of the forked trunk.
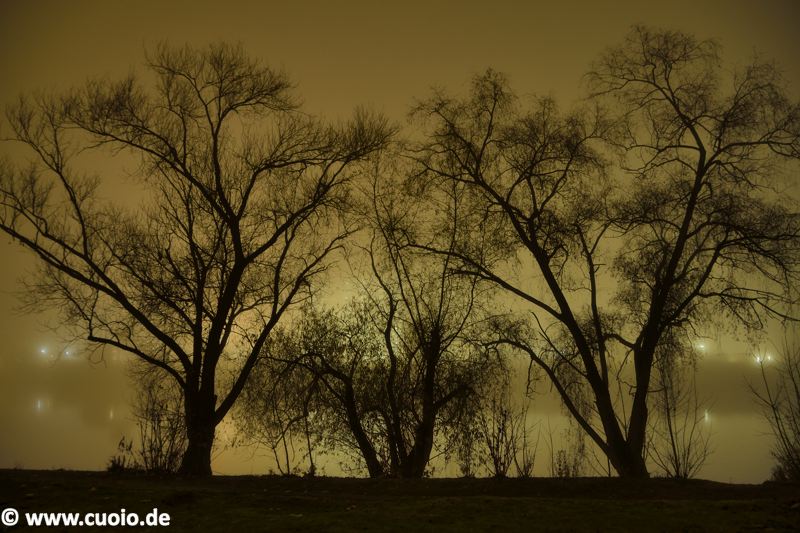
[609,446,649,478]
[605,423,650,478]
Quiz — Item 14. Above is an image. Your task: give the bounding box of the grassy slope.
[1,470,798,532]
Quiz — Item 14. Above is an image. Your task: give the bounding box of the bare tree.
[0,43,392,475]
[261,167,496,478]
[514,419,540,478]
[129,363,187,474]
[648,355,713,479]
[234,351,319,476]
[408,27,800,477]
[259,302,390,477]
[471,370,537,478]
[354,169,495,477]
[547,421,587,478]
[448,395,482,477]
[751,330,800,481]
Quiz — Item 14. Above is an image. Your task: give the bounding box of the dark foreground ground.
[1,470,798,532]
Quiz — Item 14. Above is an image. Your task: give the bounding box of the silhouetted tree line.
[1,27,798,478]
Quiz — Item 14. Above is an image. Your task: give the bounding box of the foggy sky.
[1,0,798,482]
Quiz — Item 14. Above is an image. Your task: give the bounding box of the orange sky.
[0,0,798,481]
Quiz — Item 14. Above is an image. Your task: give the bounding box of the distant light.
[755,352,774,365]
[39,347,47,355]
[109,408,115,421]
[35,399,43,412]
[693,340,709,353]
[704,409,710,423]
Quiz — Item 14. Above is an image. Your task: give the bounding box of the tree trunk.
[357,439,385,478]
[178,391,216,476]
[179,421,214,475]
[611,347,653,478]
[588,346,652,479]
[606,438,649,478]
[611,449,649,478]
[398,344,439,478]
[405,423,435,478]
[343,384,385,478]
[387,419,435,478]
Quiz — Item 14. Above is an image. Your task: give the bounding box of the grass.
[1,470,798,531]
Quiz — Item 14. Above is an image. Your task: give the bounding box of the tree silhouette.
[751,328,800,481]
[256,168,495,477]
[257,303,390,477]
[357,169,491,477]
[129,361,187,474]
[408,27,800,477]
[648,354,712,479]
[0,43,392,475]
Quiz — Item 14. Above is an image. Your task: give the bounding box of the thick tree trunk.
[612,347,653,478]
[587,344,652,479]
[398,344,439,478]
[387,417,435,478]
[396,393,436,477]
[599,424,651,478]
[405,425,435,478]
[604,426,649,478]
[178,392,216,476]
[179,422,214,476]
[608,444,649,478]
